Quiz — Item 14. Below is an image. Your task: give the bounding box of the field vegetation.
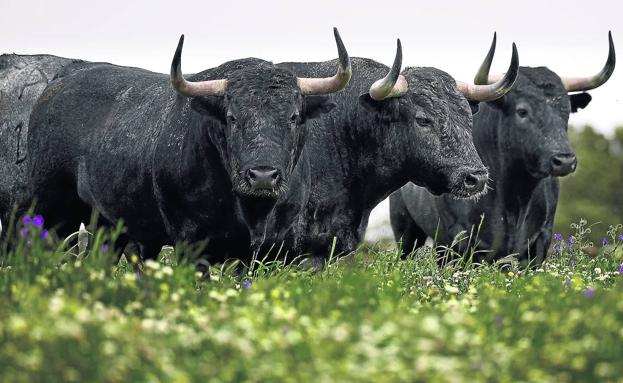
[0,212,622,382]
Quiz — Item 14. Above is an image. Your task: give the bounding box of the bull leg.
[526,230,550,268]
[389,191,427,258]
[30,173,91,238]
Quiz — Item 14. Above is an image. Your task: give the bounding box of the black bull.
[390,32,615,266]
[20,30,351,260]
[248,39,519,265]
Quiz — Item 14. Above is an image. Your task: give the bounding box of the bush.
[555,126,623,244]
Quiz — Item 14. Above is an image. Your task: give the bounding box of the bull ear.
[569,92,592,113]
[358,93,400,120]
[302,95,337,121]
[468,101,480,115]
[190,96,226,124]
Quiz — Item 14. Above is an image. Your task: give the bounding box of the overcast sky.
[1,0,621,133]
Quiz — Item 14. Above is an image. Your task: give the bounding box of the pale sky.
[1,0,621,133]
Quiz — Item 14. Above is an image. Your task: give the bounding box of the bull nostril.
[464,174,479,189]
[461,169,488,194]
[552,157,563,167]
[271,172,281,185]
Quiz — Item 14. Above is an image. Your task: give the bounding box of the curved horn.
[297,27,352,95]
[457,41,519,102]
[369,39,409,101]
[561,31,616,92]
[473,32,497,85]
[171,35,227,97]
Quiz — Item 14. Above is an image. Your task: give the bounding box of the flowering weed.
[0,218,622,381]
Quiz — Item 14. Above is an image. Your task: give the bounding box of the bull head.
[474,31,615,179]
[168,29,352,201]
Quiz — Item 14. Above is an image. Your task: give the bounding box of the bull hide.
[0,54,82,224]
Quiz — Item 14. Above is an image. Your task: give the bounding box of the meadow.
[0,215,622,383]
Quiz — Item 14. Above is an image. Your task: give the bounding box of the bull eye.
[516,107,529,118]
[290,112,300,127]
[226,112,237,129]
[415,116,432,127]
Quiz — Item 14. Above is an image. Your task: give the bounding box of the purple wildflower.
[553,233,562,241]
[619,264,623,274]
[22,216,31,225]
[243,280,251,289]
[584,287,594,299]
[495,315,504,326]
[618,234,623,241]
[33,215,44,228]
[41,229,48,239]
[20,228,28,238]
[566,236,575,245]
[602,238,609,246]
[101,244,108,253]
[553,242,564,254]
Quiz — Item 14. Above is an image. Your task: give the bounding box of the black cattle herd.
[0,29,615,267]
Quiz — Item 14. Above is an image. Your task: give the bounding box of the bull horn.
[561,31,616,92]
[297,27,352,95]
[369,39,409,101]
[456,39,519,102]
[473,32,497,85]
[171,35,227,97]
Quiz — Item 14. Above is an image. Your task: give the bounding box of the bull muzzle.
[245,166,282,191]
[550,153,577,177]
[453,167,489,199]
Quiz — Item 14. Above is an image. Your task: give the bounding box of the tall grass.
[0,215,622,382]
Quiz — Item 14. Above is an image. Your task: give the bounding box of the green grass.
[1,217,623,382]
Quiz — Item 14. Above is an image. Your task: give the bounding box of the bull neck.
[341,111,412,210]
[473,110,543,213]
